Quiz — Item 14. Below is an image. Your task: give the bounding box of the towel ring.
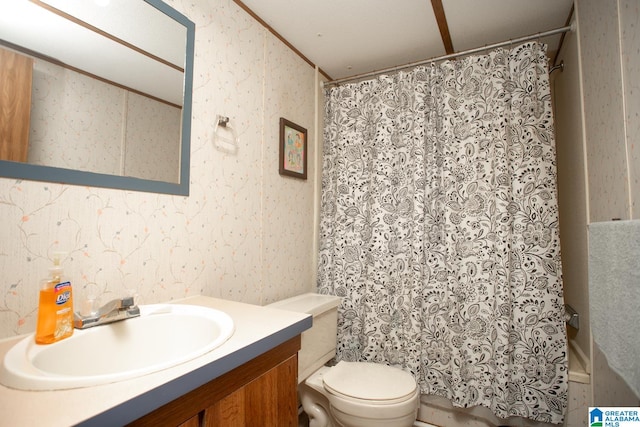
[213,115,239,154]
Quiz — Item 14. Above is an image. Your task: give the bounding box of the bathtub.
[416,340,591,427]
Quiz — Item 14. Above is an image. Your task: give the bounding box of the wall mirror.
[0,0,194,195]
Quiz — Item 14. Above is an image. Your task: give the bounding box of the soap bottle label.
[55,282,72,305]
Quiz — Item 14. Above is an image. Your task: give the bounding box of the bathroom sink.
[0,304,234,391]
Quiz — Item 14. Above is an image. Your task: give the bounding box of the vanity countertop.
[0,295,311,427]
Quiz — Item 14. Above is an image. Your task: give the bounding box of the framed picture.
[279,118,307,179]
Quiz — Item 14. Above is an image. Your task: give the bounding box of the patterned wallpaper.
[0,0,318,339]
[125,92,182,183]
[29,60,182,183]
[29,60,124,176]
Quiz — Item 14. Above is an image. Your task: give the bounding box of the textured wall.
[553,22,591,365]
[577,0,640,407]
[578,0,629,222]
[0,0,319,339]
[621,0,640,217]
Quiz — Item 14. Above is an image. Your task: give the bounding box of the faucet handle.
[121,296,135,308]
[80,296,97,317]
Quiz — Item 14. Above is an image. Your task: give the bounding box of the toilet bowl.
[302,361,419,427]
[268,293,419,427]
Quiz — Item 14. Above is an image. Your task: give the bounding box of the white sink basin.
[0,304,234,391]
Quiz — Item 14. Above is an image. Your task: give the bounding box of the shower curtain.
[317,42,568,424]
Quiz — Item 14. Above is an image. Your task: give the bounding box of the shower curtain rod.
[323,24,573,88]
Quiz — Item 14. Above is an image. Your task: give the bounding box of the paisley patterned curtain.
[317,42,568,424]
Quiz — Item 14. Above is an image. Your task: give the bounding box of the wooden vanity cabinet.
[128,336,300,427]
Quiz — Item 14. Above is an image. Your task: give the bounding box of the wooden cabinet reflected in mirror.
[0,47,33,163]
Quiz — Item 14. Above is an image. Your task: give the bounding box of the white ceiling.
[237,0,574,81]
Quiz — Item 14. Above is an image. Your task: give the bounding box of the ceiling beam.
[430,0,454,54]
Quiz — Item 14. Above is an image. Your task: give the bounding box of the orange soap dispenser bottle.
[35,253,74,344]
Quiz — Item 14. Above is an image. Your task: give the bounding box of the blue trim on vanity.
[74,315,312,427]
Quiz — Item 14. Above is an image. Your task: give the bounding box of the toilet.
[269,293,419,427]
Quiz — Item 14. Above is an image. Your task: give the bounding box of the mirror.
[0,0,194,195]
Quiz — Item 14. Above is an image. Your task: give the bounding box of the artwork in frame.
[279,118,307,179]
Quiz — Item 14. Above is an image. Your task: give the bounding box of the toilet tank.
[268,293,341,383]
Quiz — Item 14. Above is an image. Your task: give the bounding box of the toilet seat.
[322,361,417,404]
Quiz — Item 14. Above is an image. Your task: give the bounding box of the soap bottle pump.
[35,252,74,344]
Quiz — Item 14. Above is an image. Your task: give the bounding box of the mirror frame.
[0,0,195,196]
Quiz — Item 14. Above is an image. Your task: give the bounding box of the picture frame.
[279,118,307,179]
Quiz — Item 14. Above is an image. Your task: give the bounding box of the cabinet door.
[177,414,201,427]
[128,336,301,427]
[204,355,298,427]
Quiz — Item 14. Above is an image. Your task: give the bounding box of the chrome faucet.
[73,296,140,329]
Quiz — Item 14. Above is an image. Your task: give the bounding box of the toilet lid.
[322,361,417,401]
